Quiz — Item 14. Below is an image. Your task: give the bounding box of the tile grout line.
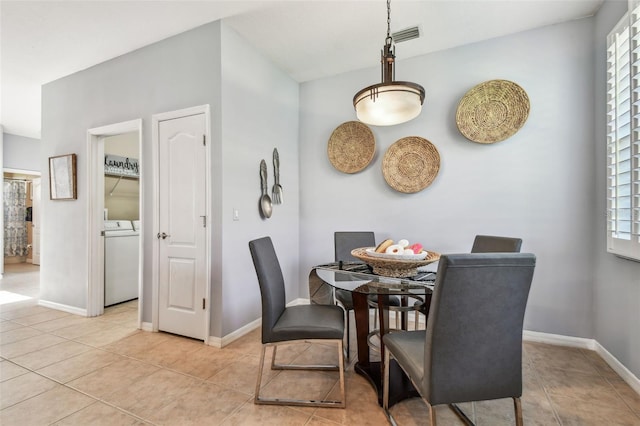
[41,334,275,423]
[1,330,158,424]
[602,374,640,420]
[578,347,640,419]
[526,356,564,426]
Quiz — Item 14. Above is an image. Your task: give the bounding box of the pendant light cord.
[386,0,392,45]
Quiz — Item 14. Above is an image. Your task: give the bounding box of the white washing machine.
[104,220,139,306]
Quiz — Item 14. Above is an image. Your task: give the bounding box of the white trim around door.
[86,119,143,327]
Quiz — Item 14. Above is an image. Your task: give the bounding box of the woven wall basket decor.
[382,136,440,194]
[327,121,375,174]
[456,79,530,144]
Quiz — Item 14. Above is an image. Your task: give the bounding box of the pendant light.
[353,0,425,126]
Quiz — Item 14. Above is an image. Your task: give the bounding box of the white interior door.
[157,113,207,340]
[31,178,41,265]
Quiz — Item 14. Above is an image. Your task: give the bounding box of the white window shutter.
[606,2,640,261]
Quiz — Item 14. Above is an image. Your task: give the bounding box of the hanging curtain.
[3,180,28,257]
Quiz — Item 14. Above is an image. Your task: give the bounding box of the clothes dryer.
[104,220,139,306]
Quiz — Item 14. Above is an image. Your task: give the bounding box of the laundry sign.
[105,155,139,178]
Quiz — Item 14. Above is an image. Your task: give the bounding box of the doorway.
[87,120,143,326]
[103,133,140,308]
[3,169,41,269]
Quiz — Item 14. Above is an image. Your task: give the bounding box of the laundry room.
[103,131,140,307]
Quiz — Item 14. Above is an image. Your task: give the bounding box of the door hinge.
[202,298,206,309]
[202,135,206,146]
[200,215,206,227]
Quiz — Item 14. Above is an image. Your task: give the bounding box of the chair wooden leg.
[513,397,523,426]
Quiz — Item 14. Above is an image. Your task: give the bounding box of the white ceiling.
[0,0,604,139]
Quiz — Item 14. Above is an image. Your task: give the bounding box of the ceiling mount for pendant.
[353,0,425,126]
[392,26,421,44]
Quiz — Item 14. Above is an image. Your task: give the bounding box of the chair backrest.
[249,237,286,344]
[334,231,376,262]
[471,235,522,253]
[423,253,536,405]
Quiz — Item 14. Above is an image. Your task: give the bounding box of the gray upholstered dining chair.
[383,253,536,426]
[249,236,346,408]
[471,234,523,253]
[334,232,404,355]
[413,234,523,330]
[334,231,376,357]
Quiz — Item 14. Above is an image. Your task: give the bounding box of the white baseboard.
[523,330,597,350]
[207,318,261,348]
[523,330,640,395]
[37,299,87,317]
[594,340,640,395]
[207,298,308,348]
[141,321,153,332]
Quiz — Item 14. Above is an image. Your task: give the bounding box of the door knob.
[157,232,170,239]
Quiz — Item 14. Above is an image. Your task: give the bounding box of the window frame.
[606,4,640,262]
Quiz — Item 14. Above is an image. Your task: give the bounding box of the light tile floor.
[1,263,639,425]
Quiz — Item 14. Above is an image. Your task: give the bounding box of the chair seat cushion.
[270,304,345,343]
[383,330,425,391]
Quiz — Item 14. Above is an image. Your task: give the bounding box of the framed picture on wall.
[49,153,77,200]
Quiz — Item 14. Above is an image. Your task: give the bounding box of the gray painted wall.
[594,0,640,379]
[41,21,221,312]
[3,133,41,172]
[36,4,638,379]
[299,20,597,342]
[40,20,299,338]
[216,26,300,336]
[0,128,3,277]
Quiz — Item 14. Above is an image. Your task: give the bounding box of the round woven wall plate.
[456,79,530,144]
[382,136,440,194]
[328,121,375,173]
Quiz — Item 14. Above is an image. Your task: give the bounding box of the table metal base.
[354,360,420,407]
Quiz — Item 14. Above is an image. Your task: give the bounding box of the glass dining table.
[308,262,436,407]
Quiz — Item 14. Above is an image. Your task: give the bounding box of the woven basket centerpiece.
[351,247,440,278]
[328,121,375,173]
[382,136,440,194]
[456,79,530,144]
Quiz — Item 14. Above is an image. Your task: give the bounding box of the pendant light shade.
[353,0,425,126]
[354,81,424,126]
